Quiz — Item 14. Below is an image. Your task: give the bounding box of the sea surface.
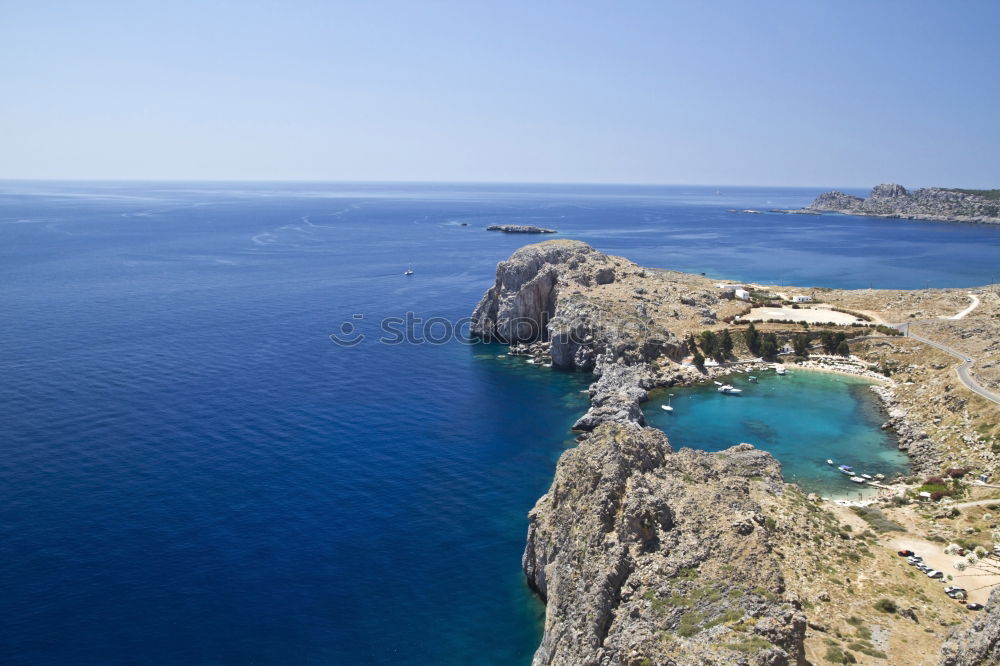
[2,182,998,665]
[645,371,910,500]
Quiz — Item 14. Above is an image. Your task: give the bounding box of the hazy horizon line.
[0,177,968,192]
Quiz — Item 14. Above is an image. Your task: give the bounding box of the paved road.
[896,322,1000,406]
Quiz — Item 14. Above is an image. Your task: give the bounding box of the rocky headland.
[806,184,1000,224]
[525,423,806,665]
[473,239,1000,665]
[486,224,558,233]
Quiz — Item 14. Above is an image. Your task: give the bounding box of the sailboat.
[661,393,675,412]
[404,264,414,276]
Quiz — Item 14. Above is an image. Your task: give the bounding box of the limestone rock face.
[471,240,684,371]
[808,191,864,211]
[524,423,806,665]
[471,240,594,344]
[938,587,1000,665]
[807,184,1000,224]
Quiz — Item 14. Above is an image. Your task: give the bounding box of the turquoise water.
[645,371,910,499]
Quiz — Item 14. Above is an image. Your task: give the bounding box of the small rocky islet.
[485,224,558,234]
[472,239,1000,665]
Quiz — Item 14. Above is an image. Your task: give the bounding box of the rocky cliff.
[938,587,1000,665]
[524,422,807,665]
[471,240,741,371]
[807,184,1000,224]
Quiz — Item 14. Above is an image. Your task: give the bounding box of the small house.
[791,294,813,303]
[734,288,750,301]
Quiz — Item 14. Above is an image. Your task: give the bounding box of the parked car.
[967,603,984,611]
[927,570,944,579]
[898,549,914,557]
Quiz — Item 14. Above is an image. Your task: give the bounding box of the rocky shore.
[871,384,944,476]
[473,240,1000,665]
[806,184,1000,224]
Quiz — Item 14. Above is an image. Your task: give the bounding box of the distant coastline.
[802,183,1000,224]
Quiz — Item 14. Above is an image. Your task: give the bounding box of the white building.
[791,294,813,303]
[734,288,750,301]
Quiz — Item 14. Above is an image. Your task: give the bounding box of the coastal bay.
[471,237,1000,664]
[3,182,1000,664]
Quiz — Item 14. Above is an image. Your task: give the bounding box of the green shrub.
[874,598,898,613]
[825,645,857,664]
[677,611,704,637]
[724,636,772,653]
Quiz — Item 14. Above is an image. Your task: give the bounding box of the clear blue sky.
[2,0,998,187]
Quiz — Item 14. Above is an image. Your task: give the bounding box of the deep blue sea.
[2,182,999,665]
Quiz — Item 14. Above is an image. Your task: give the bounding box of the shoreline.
[471,240,998,664]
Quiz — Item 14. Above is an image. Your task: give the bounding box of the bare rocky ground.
[472,240,1000,665]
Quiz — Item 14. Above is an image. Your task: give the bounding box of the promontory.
[806,184,1000,224]
[473,239,1000,665]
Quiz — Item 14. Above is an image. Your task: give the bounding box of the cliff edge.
[524,422,806,665]
[470,240,741,371]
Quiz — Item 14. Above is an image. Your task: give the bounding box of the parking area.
[890,537,1000,605]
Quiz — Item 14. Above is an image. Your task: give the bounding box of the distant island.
[805,183,1000,224]
[486,224,557,234]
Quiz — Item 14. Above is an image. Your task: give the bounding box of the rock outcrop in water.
[524,422,807,665]
[486,224,558,233]
[806,184,1000,224]
[938,587,1000,665]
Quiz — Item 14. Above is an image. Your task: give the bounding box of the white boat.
[713,381,723,386]
[748,375,758,383]
[850,476,866,484]
[838,464,854,475]
[826,459,834,465]
[661,393,675,411]
[404,265,414,276]
[861,474,873,480]
[775,366,786,375]
[717,385,742,394]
